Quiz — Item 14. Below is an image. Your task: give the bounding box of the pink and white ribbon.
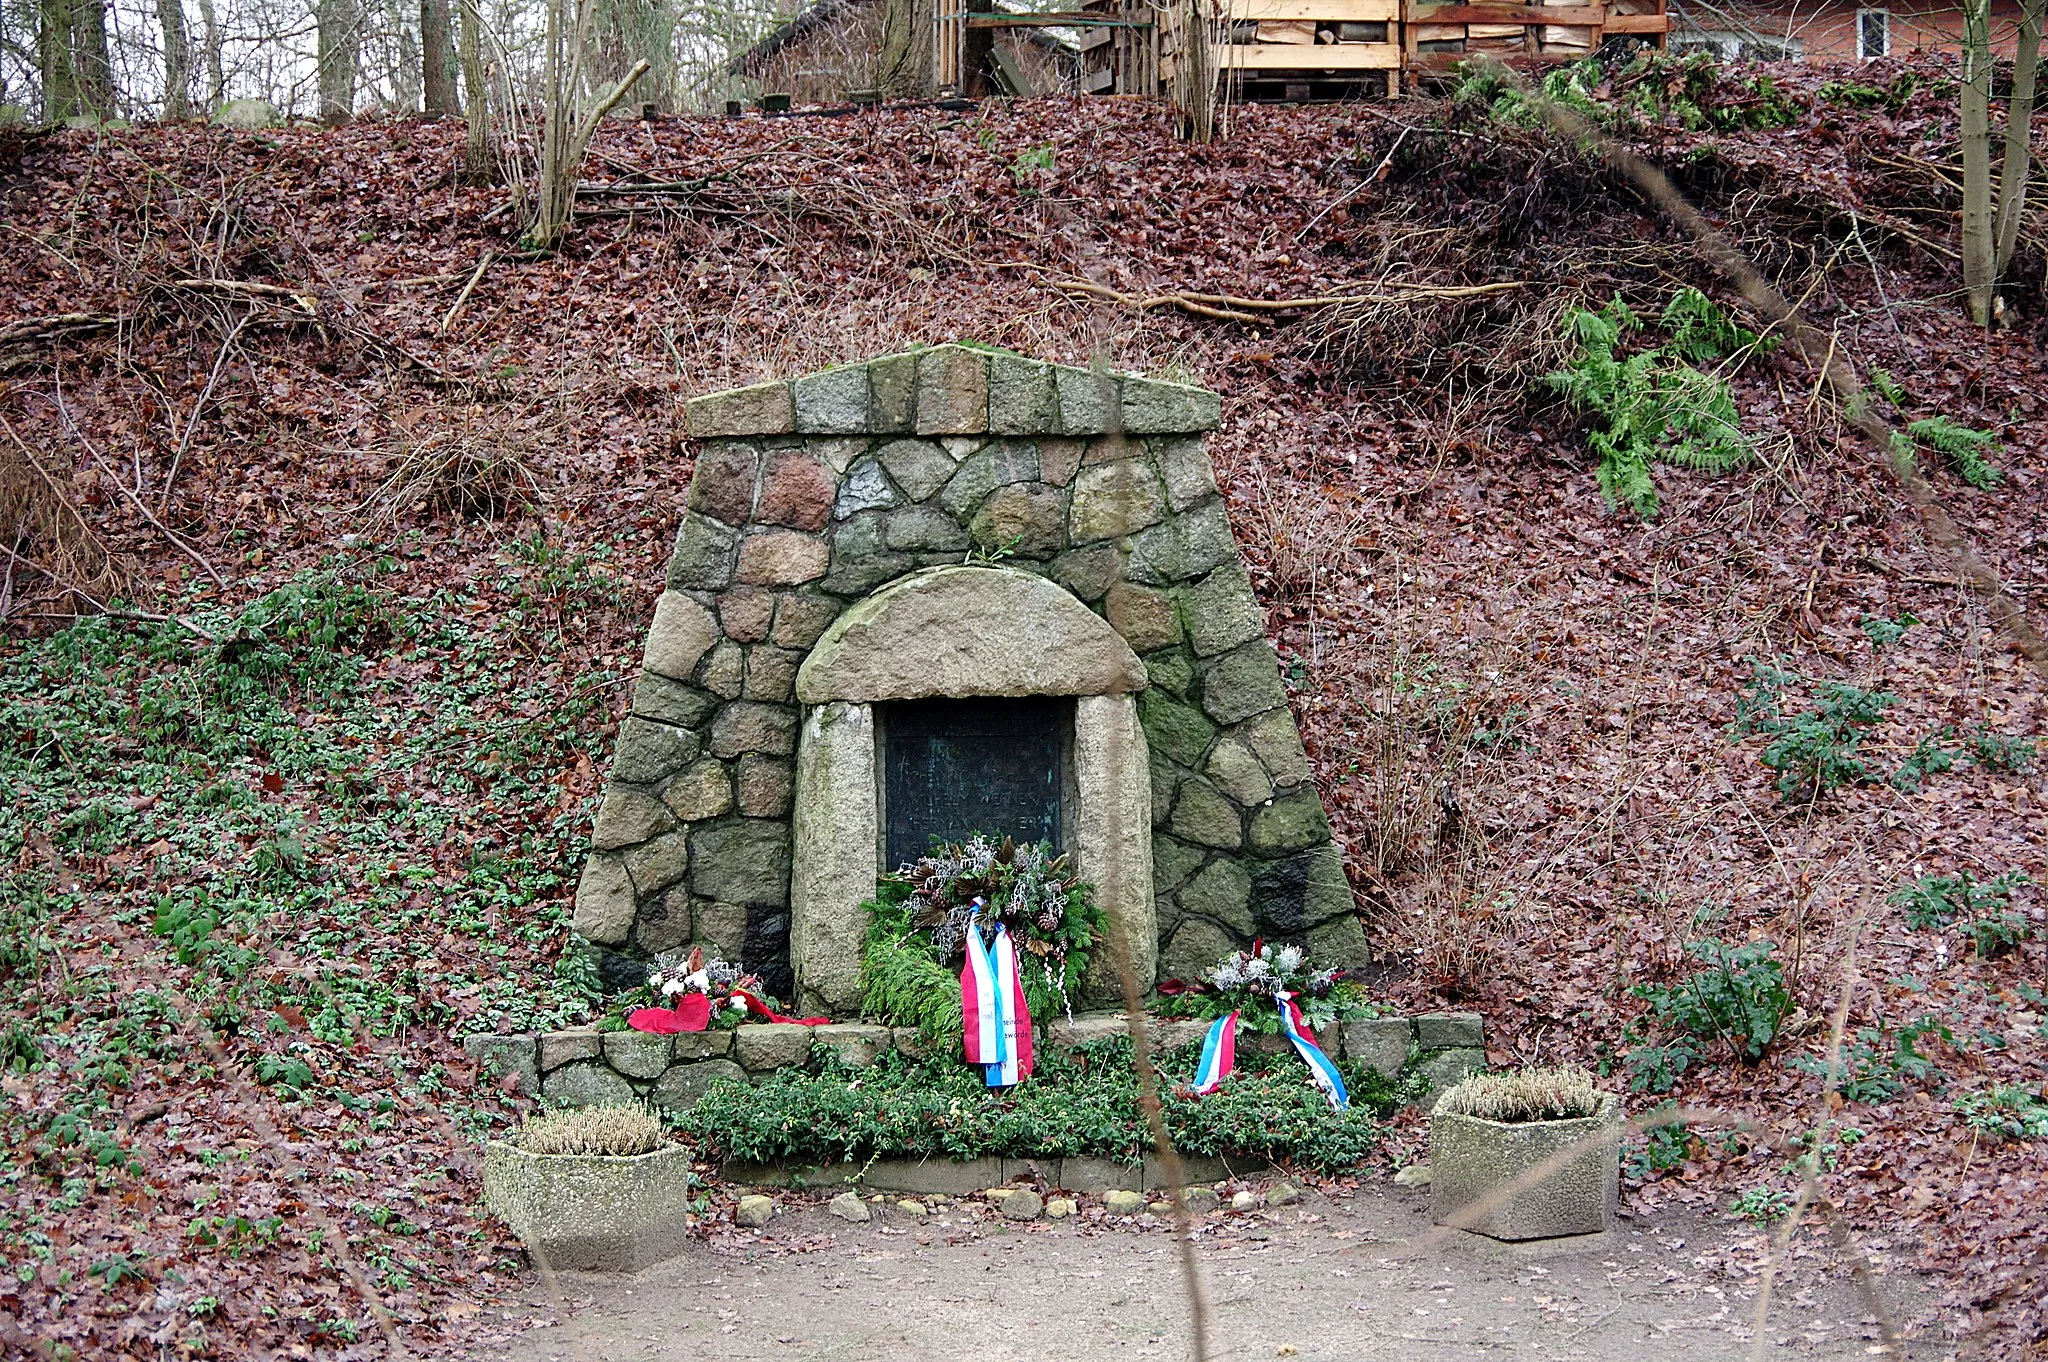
[960,903,1032,1088]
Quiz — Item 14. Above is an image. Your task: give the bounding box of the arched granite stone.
[796,565,1147,704]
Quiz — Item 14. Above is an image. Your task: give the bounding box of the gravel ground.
[467,1178,1933,1362]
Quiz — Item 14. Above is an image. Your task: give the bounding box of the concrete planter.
[483,1141,697,1272]
[1429,1094,1620,1241]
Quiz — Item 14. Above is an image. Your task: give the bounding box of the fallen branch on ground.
[168,278,320,312]
[1052,277,1527,324]
[440,253,496,335]
[0,314,122,372]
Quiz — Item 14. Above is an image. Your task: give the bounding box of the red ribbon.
[626,989,829,1035]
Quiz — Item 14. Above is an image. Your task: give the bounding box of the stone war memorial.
[465,344,1485,1128]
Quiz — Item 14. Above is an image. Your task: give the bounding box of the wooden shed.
[733,0,1082,101]
[736,0,1670,107]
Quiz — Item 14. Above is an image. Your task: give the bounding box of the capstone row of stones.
[735,1183,1304,1228]
[574,342,1348,996]
[683,342,1224,444]
[461,1011,1486,1114]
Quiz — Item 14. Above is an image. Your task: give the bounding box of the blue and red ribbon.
[1185,991,1348,1111]
[1192,1010,1239,1094]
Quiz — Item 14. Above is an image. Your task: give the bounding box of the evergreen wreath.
[1154,941,1379,1035]
[860,834,1104,1041]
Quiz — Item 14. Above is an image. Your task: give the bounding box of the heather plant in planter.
[1429,1066,1621,1241]
[482,1105,697,1272]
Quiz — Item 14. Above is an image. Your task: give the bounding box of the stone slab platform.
[463,1010,1486,1114]
[718,1152,1266,1195]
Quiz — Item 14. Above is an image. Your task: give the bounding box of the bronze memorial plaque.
[882,697,1067,869]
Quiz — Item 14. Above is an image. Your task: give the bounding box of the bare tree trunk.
[1169,0,1216,142]
[195,0,223,109]
[42,0,115,119]
[459,0,493,182]
[595,0,673,110]
[533,0,645,250]
[1994,0,2045,280]
[1960,0,1996,325]
[421,0,456,114]
[317,0,361,123]
[878,0,932,96]
[75,0,113,114]
[390,0,421,111]
[39,0,83,118]
[157,0,192,118]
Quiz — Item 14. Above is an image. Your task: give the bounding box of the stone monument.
[573,344,1363,1015]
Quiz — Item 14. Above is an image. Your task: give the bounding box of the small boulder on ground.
[1267,1182,1303,1206]
[1045,1197,1077,1219]
[735,1194,774,1228]
[1103,1189,1146,1216]
[212,98,280,129]
[1231,1189,1260,1211]
[828,1191,871,1222]
[999,1188,1044,1220]
[896,1199,928,1216]
[1393,1164,1432,1188]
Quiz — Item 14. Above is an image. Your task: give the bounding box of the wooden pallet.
[1167,0,1403,98]
[1405,0,1667,64]
[1074,0,1668,98]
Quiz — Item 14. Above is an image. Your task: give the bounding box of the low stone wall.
[463,1010,1485,1114]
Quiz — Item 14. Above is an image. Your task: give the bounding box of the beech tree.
[157,0,193,116]
[194,0,223,108]
[420,0,454,112]
[39,0,114,119]
[594,0,672,110]
[316,0,361,121]
[459,0,492,179]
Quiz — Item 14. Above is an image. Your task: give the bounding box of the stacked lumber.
[1077,0,1668,96]
[1406,0,1667,59]
[1166,0,1404,98]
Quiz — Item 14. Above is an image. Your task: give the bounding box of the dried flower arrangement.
[511,1104,667,1157]
[1155,941,1379,1034]
[1434,1066,1606,1123]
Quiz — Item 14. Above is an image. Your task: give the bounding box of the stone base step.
[720,1152,1266,1195]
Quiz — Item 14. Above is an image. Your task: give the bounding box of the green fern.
[1655,365,1755,472]
[1868,368,1907,407]
[860,887,964,1049]
[1546,291,1759,519]
[1906,417,2002,489]
[1660,286,1765,363]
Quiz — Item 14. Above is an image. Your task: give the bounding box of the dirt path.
[464,1180,1932,1362]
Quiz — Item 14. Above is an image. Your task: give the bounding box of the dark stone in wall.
[744,908,795,1000]
[590,943,650,995]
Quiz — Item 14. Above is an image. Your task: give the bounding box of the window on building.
[1857,8,1890,59]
